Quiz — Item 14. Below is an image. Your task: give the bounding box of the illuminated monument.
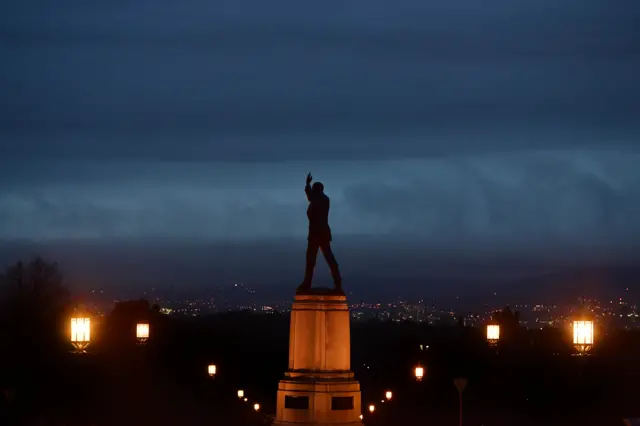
[274,288,363,425]
[274,173,362,425]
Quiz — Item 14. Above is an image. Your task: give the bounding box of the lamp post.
[207,364,217,378]
[571,298,595,356]
[414,365,425,382]
[453,378,467,426]
[70,317,91,354]
[237,389,245,399]
[572,319,594,355]
[486,323,500,347]
[136,323,149,344]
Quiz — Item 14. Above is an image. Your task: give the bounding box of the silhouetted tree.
[0,257,70,357]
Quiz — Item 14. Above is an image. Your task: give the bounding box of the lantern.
[385,390,392,401]
[237,389,244,398]
[368,404,375,413]
[572,320,594,354]
[486,324,500,346]
[414,365,425,381]
[208,364,217,378]
[70,317,91,353]
[136,323,149,343]
[253,403,260,412]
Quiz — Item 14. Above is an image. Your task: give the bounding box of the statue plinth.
[275,288,363,425]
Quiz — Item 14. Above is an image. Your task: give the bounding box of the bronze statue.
[297,173,343,294]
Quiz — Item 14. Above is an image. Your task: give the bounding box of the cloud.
[340,150,640,247]
[1,0,639,161]
[1,150,639,260]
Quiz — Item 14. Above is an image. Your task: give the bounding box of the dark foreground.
[1,312,639,426]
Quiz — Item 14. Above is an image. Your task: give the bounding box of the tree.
[0,257,71,355]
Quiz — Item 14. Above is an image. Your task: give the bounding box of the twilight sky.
[1,0,639,292]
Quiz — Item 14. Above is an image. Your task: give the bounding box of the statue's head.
[311,182,324,194]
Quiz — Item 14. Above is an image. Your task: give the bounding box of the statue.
[296,173,343,294]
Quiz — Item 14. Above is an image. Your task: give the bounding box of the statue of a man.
[297,173,343,293]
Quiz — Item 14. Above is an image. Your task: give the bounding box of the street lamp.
[572,319,594,354]
[136,323,149,344]
[70,317,91,353]
[453,378,468,426]
[237,389,244,398]
[208,364,217,378]
[253,403,260,412]
[486,324,500,347]
[414,365,425,381]
[368,404,375,414]
[385,390,392,401]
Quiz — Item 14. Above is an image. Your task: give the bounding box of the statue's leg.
[320,243,342,290]
[299,239,319,289]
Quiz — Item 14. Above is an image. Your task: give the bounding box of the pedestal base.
[274,372,363,425]
[275,289,363,426]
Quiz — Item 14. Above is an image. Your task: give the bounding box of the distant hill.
[0,239,637,309]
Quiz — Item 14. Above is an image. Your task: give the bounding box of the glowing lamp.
[253,403,260,412]
[414,366,425,381]
[486,324,500,346]
[385,390,392,400]
[208,364,217,378]
[70,317,91,353]
[243,397,248,402]
[360,415,363,420]
[136,323,149,343]
[237,389,244,398]
[368,404,375,413]
[572,320,594,354]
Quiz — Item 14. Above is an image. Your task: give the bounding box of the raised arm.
[305,173,313,201]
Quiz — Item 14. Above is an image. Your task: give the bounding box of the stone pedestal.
[275,289,363,425]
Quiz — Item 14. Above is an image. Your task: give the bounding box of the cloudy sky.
[1,0,639,292]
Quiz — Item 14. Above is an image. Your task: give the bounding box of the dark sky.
[1,0,639,293]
